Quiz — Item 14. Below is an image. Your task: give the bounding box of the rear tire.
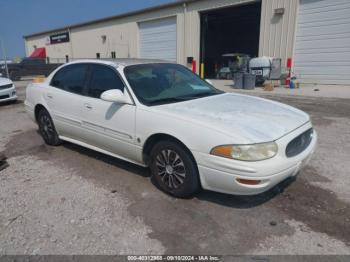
[150,140,200,198]
[37,109,62,146]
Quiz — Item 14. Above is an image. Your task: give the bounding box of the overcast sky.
[0,0,175,59]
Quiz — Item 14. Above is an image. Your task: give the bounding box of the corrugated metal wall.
[259,0,298,66]
[25,0,300,73]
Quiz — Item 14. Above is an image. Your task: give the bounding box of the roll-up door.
[294,0,350,85]
[139,17,177,62]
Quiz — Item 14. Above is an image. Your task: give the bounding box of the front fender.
[136,108,235,156]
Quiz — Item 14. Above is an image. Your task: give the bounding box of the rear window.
[51,64,88,95]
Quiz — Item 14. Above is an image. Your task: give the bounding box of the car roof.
[66,58,170,68]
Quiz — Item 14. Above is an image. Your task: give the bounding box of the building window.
[96,53,100,59]
[111,51,116,59]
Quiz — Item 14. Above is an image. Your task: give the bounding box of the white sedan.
[25,59,317,197]
[0,77,17,103]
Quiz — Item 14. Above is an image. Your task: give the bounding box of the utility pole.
[0,38,10,78]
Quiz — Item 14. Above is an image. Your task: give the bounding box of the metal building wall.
[259,0,298,66]
[25,4,183,61]
[70,21,139,60]
[24,0,298,73]
[25,34,72,61]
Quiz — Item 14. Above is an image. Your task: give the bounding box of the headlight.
[210,142,278,161]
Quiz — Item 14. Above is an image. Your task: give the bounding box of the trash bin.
[233,72,243,89]
[243,73,256,90]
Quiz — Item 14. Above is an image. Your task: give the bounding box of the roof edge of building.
[23,0,198,39]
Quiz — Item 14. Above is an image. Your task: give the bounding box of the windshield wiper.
[147,97,191,105]
[178,91,222,100]
[147,91,222,106]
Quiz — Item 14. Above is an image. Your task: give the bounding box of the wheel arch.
[34,104,48,123]
[142,133,197,167]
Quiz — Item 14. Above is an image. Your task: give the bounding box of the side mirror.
[205,79,213,85]
[100,89,132,104]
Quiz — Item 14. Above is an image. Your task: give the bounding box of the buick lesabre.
[25,59,317,197]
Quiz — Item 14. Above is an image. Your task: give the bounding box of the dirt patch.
[0,153,9,172]
[2,95,350,254]
[2,133,284,254]
[309,116,336,127]
[302,166,331,183]
[4,129,49,158]
[267,176,350,246]
[3,128,350,254]
[260,96,350,119]
[0,155,165,254]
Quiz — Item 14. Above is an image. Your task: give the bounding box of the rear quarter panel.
[24,82,51,122]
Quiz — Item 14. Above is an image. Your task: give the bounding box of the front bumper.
[193,122,317,195]
[0,86,17,102]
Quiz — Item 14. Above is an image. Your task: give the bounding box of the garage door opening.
[200,2,261,79]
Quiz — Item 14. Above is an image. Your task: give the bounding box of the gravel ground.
[0,80,349,255]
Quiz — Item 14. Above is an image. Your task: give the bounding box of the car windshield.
[124,63,222,105]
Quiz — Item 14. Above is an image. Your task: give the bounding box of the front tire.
[37,109,62,146]
[150,140,200,198]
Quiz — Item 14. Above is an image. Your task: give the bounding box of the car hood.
[0,77,12,86]
[156,93,310,143]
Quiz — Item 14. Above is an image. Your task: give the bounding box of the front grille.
[286,128,313,158]
[0,84,13,90]
[0,95,10,100]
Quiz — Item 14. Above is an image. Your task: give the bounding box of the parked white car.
[0,77,17,103]
[25,59,317,197]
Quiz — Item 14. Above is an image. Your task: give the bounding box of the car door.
[45,63,89,140]
[80,64,137,161]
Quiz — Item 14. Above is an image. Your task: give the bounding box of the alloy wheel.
[39,114,54,142]
[155,149,186,189]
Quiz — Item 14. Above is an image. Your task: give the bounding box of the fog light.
[236,179,261,185]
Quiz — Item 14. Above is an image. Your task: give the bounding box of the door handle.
[84,103,93,110]
[47,94,53,99]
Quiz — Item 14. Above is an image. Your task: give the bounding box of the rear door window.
[51,64,88,95]
[87,64,125,99]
